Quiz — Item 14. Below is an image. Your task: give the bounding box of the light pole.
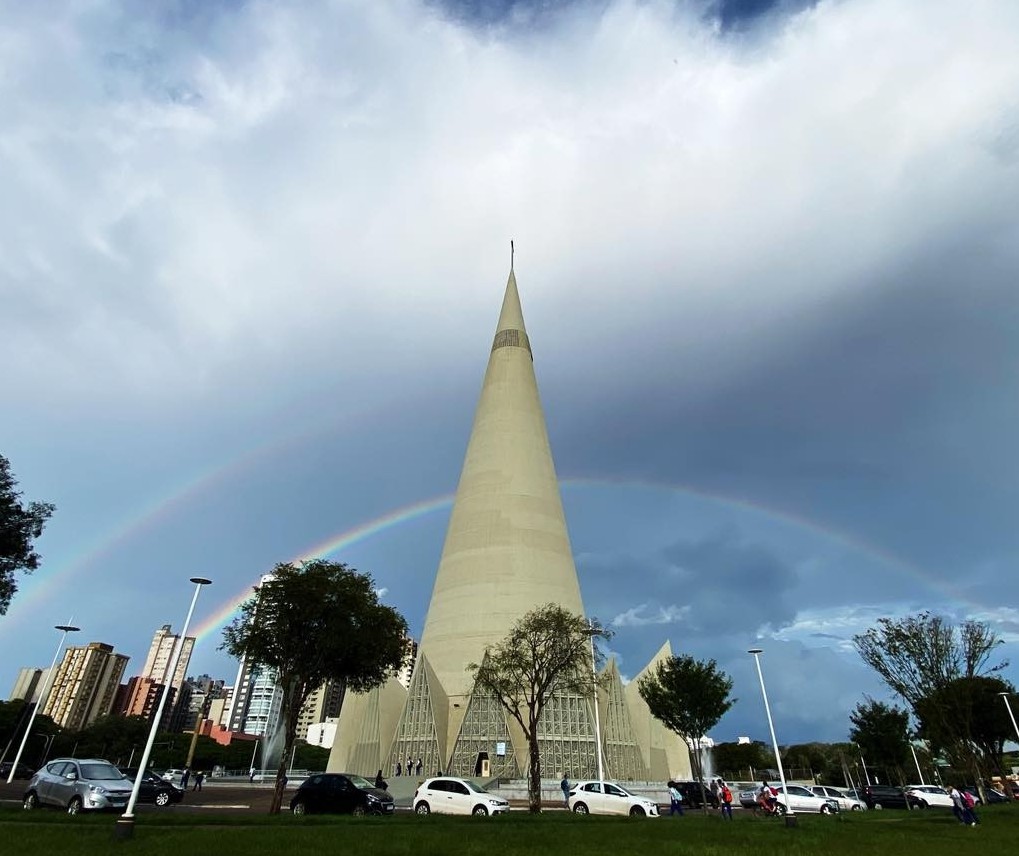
[910,743,925,785]
[748,648,796,827]
[590,621,605,783]
[999,692,1019,744]
[6,623,79,784]
[115,577,210,840]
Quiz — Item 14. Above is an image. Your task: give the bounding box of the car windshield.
[348,775,374,789]
[80,763,126,781]
[464,780,489,794]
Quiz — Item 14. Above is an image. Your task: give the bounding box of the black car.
[0,761,34,780]
[863,784,908,809]
[119,768,185,807]
[672,781,719,809]
[289,773,395,816]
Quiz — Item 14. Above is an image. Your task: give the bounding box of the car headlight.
[366,794,380,802]
[89,785,108,796]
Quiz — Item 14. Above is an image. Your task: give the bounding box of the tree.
[638,655,735,813]
[469,604,609,813]
[221,560,408,814]
[0,454,55,616]
[713,740,770,779]
[848,698,911,783]
[853,612,1006,709]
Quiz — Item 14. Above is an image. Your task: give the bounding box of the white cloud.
[612,602,691,627]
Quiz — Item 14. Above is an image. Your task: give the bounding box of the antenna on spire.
[510,240,514,271]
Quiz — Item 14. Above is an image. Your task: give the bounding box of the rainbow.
[185,477,951,647]
[188,494,455,644]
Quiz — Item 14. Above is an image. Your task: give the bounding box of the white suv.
[569,781,660,817]
[905,785,954,809]
[413,777,510,816]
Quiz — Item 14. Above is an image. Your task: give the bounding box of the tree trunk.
[691,738,709,815]
[269,692,301,815]
[527,712,542,814]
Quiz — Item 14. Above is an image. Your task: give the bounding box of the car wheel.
[472,804,489,816]
[820,804,833,815]
[292,801,307,816]
[23,792,38,810]
[572,802,589,815]
[67,797,83,815]
[873,803,883,810]
[851,804,861,811]
[918,800,929,809]
[415,801,430,815]
[155,791,171,807]
[776,802,787,816]
[352,805,366,817]
[629,806,646,817]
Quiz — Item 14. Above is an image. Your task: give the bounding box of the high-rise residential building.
[328,261,690,781]
[294,680,346,740]
[44,642,129,730]
[225,574,280,737]
[9,667,50,703]
[395,639,418,690]
[115,624,195,731]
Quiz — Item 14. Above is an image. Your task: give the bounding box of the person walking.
[560,774,571,809]
[960,787,979,825]
[395,760,402,777]
[249,766,256,784]
[193,770,205,791]
[668,780,685,816]
[719,781,734,820]
[416,758,423,776]
[375,770,388,790]
[180,768,191,791]
[949,786,967,824]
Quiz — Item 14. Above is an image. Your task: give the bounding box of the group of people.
[949,786,979,826]
[394,757,423,777]
[666,778,734,818]
[179,768,205,791]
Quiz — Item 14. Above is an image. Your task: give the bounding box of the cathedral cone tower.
[328,258,683,782]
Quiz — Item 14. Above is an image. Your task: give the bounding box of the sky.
[2,0,1018,748]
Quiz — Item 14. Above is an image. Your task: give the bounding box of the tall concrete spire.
[418,266,585,703]
[328,259,685,783]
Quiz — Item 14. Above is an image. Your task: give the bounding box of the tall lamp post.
[6,623,80,783]
[748,648,796,827]
[999,692,1019,743]
[590,621,605,783]
[115,577,210,840]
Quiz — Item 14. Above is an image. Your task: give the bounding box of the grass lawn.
[1,804,1013,856]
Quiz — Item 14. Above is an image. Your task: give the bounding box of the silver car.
[23,758,135,814]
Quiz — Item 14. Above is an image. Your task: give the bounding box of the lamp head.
[55,625,80,633]
[190,577,212,586]
[748,648,763,655]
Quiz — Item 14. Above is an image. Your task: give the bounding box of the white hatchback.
[773,784,839,814]
[413,777,510,816]
[569,781,660,817]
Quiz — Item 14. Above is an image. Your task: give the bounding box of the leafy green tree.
[470,604,609,813]
[915,676,1016,789]
[0,454,55,616]
[713,740,770,780]
[853,613,1006,708]
[638,655,735,813]
[848,698,911,783]
[222,560,408,814]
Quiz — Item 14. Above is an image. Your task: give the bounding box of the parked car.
[905,785,953,809]
[119,768,185,807]
[161,768,187,785]
[412,776,509,816]
[810,785,866,811]
[672,780,718,809]
[0,760,34,780]
[862,784,908,810]
[963,786,1008,805]
[773,784,840,815]
[23,758,134,813]
[290,773,395,816]
[568,780,660,817]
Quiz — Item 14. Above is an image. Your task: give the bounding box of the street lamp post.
[115,577,210,840]
[999,692,1019,744]
[748,648,796,827]
[6,624,80,783]
[590,622,605,784]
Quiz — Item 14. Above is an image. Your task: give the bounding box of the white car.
[413,777,509,816]
[569,780,660,817]
[773,784,839,814]
[905,785,954,809]
[810,785,867,811]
